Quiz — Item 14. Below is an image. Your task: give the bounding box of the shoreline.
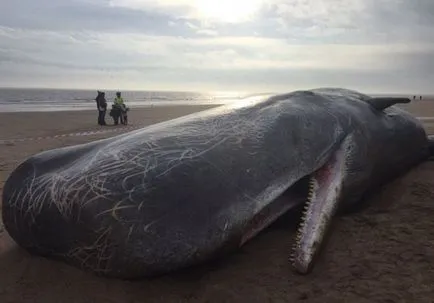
[0,102,226,114]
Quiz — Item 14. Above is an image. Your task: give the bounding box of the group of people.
[95,91,129,126]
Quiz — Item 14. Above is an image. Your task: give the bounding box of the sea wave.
[0,88,266,112]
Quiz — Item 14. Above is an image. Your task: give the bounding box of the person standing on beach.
[95,91,107,126]
[112,91,126,125]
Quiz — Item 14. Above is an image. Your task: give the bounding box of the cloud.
[2,26,432,71]
[0,0,433,92]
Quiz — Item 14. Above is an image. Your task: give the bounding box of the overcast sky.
[1,0,433,93]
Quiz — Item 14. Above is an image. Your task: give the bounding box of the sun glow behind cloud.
[193,0,263,23]
[109,0,264,23]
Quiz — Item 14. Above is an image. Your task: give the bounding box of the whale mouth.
[291,134,352,274]
[239,175,311,246]
[238,155,340,248]
[239,135,351,275]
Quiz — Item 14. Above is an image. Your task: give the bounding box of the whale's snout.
[2,144,235,279]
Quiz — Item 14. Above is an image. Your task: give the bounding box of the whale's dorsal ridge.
[366,97,411,111]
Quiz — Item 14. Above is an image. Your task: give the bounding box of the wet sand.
[1,100,434,302]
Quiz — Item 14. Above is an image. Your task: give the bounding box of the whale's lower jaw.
[291,134,353,274]
[236,134,354,276]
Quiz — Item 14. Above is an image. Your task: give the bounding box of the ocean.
[0,88,261,113]
[0,88,424,113]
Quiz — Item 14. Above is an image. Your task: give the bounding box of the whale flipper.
[366,97,411,111]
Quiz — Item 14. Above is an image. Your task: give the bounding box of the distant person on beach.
[110,91,128,125]
[95,91,107,126]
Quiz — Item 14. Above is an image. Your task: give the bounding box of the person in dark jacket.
[95,91,107,126]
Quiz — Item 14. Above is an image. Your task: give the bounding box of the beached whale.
[2,88,432,279]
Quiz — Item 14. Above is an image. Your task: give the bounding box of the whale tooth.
[290,246,296,264]
[291,176,317,271]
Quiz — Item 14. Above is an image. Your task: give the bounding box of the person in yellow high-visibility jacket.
[114,91,124,107]
[112,91,126,125]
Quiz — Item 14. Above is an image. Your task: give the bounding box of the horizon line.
[0,86,433,97]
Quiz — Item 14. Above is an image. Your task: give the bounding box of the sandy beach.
[1,100,434,302]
